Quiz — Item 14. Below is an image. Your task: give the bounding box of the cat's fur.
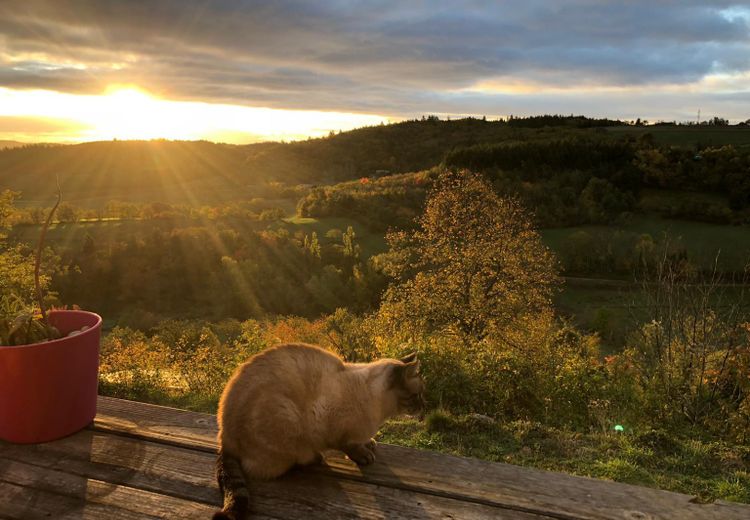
[213,343,424,520]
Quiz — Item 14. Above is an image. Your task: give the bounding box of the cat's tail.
[213,448,249,520]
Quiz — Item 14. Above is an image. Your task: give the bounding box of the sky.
[0,0,749,143]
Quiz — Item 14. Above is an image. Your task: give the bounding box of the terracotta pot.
[0,310,102,443]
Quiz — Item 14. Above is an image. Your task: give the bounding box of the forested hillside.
[301,134,750,229]
[0,116,631,205]
[0,140,249,206]
[5,117,749,211]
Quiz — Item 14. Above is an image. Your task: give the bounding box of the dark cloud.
[0,1,748,118]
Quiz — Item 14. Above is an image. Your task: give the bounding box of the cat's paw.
[344,443,377,466]
[364,438,377,452]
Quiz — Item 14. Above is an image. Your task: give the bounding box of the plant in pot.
[0,185,102,443]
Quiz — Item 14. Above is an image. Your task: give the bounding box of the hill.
[242,117,520,183]
[0,140,250,207]
[300,135,750,229]
[3,117,749,208]
[0,140,27,150]
[0,119,518,205]
[0,117,620,206]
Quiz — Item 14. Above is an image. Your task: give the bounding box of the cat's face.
[392,353,425,416]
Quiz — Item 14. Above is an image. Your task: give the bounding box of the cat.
[212,343,424,520]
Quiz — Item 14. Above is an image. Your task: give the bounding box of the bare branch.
[34,175,61,326]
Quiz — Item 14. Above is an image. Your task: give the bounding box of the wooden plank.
[0,459,217,519]
[95,395,217,451]
[2,429,530,520]
[94,396,750,520]
[2,429,219,506]
[1,480,158,520]
[327,445,750,520]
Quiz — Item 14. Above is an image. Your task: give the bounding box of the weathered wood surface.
[1,396,748,519]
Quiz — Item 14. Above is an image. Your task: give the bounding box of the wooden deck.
[2,397,748,519]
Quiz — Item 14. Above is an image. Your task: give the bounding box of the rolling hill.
[0,118,525,206]
[2,117,749,207]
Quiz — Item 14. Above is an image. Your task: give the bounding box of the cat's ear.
[392,356,420,386]
[405,359,420,378]
[400,352,419,377]
[400,352,418,364]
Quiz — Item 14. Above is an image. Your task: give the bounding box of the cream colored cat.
[213,343,424,520]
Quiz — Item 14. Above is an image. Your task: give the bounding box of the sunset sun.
[91,87,178,140]
[0,85,387,143]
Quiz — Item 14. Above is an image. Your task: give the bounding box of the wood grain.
[0,458,217,520]
[93,396,750,520]
[1,428,529,519]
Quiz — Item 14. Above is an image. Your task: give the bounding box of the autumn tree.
[376,171,559,345]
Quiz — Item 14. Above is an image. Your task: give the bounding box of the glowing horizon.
[0,86,390,144]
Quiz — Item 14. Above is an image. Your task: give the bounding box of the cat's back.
[243,342,343,379]
[219,344,343,422]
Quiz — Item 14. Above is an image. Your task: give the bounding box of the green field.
[541,216,750,273]
[638,188,730,213]
[606,125,750,149]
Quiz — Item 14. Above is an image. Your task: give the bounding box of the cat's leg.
[342,439,377,466]
[295,450,324,467]
[241,453,296,480]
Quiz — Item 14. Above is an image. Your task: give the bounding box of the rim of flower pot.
[0,309,102,350]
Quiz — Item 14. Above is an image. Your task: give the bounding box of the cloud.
[0,115,90,142]
[0,1,748,120]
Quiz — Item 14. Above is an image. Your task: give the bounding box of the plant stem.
[35,176,61,326]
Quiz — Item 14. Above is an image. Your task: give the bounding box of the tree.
[56,202,79,223]
[626,250,750,438]
[303,231,321,260]
[0,190,16,237]
[29,206,46,225]
[376,171,559,345]
[0,191,49,303]
[579,177,632,223]
[342,226,360,260]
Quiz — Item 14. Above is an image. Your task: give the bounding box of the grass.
[638,188,730,210]
[553,283,642,354]
[542,215,750,352]
[541,215,750,273]
[378,411,750,505]
[606,125,750,149]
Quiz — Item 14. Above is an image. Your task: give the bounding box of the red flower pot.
[0,310,102,443]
